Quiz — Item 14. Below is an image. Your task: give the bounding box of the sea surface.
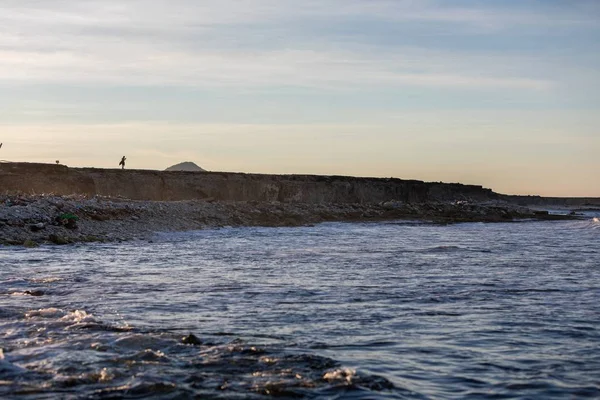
[1,213,599,399]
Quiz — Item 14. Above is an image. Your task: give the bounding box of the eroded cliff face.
[0,163,96,196]
[1,162,498,203]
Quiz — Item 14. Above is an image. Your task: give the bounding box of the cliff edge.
[0,162,498,203]
[1,162,598,206]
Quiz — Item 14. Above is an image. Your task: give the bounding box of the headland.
[1,162,597,246]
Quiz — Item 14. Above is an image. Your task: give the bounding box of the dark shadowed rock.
[181,333,203,345]
[23,239,39,248]
[30,223,45,232]
[24,290,44,296]
[48,234,71,245]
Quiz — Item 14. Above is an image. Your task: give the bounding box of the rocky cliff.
[3,162,599,206]
[1,162,500,203]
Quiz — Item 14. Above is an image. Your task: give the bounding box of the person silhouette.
[119,156,126,169]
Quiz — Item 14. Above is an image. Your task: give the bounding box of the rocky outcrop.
[1,162,497,203]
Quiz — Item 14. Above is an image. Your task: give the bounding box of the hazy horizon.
[1,1,599,197]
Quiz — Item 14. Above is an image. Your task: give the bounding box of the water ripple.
[1,218,599,398]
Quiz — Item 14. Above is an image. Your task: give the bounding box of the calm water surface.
[1,214,599,399]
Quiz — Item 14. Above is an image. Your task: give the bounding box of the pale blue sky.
[1,0,599,196]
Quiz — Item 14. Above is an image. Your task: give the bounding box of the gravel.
[0,194,574,246]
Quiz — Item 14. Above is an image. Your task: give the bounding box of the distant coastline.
[0,162,596,246]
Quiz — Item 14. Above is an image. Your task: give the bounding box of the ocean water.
[1,214,599,399]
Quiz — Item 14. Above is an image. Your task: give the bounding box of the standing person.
[119,156,126,169]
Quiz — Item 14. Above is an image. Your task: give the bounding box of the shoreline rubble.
[0,194,579,246]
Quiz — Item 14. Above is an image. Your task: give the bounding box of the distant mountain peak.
[165,162,206,172]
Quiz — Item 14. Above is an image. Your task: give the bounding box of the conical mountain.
[165,162,206,172]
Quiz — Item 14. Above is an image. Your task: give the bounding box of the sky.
[1,0,599,196]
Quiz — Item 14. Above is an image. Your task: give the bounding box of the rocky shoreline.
[0,194,579,247]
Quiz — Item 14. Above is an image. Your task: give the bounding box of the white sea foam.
[25,308,97,325]
[323,368,357,384]
[25,308,64,319]
[98,368,114,383]
[60,310,96,324]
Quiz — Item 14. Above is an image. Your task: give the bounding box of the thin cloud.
[1,0,590,91]
[0,47,552,91]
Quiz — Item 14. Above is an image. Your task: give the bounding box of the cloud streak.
[2,0,587,91]
[0,47,552,90]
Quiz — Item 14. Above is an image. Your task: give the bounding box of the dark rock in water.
[165,162,206,172]
[357,375,395,391]
[75,323,133,332]
[24,290,44,296]
[181,333,203,345]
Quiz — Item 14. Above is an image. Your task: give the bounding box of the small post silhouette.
[119,156,126,169]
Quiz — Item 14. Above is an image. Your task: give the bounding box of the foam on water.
[1,302,393,398]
